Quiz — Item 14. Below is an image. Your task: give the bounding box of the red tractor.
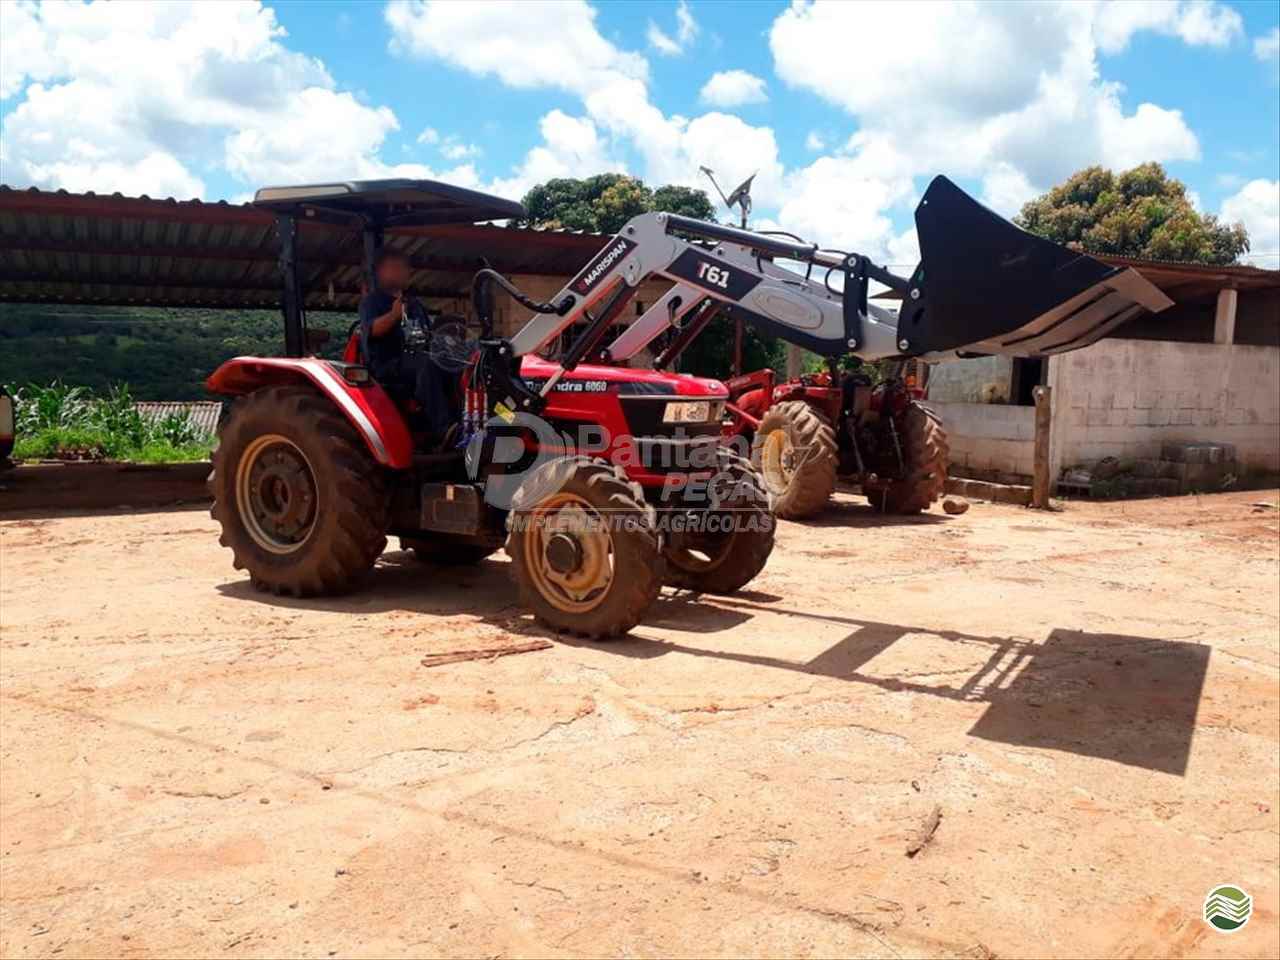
[595,175,1170,520]
[205,180,775,639]
[206,176,1170,637]
[725,365,946,518]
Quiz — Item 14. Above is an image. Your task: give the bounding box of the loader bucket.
[896,176,1172,357]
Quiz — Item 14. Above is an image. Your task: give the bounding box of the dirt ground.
[1,489,1277,959]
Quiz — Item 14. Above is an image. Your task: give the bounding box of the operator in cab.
[359,249,453,444]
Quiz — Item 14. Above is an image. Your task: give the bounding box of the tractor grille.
[619,397,724,439]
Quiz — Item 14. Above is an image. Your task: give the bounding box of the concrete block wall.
[927,355,1015,403]
[1048,339,1280,474]
[928,401,1036,479]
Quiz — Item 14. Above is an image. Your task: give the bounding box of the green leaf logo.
[1203,885,1252,932]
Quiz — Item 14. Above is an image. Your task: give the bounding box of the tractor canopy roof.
[252,179,525,228]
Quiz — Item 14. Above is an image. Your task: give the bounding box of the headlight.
[663,400,722,423]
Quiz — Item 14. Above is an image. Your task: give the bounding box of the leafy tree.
[651,185,716,220]
[518,175,715,233]
[674,317,787,382]
[1015,163,1249,265]
[595,176,653,233]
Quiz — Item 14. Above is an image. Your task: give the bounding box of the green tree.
[518,175,715,233]
[651,184,716,220]
[1015,163,1249,265]
[595,176,653,233]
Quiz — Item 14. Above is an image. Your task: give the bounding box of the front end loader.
[594,175,1173,518]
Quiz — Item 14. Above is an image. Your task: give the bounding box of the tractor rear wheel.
[663,451,775,594]
[401,535,500,565]
[751,400,837,519]
[209,385,389,596]
[506,456,662,638]
[868,402,950,514]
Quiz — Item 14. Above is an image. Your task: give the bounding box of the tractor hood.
[520,356,727,398]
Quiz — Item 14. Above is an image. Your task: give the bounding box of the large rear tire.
[663,451,775,594]
[506,456,662,638]
[210,385,389,596]
[869,402,950,514]
[751,400,837,519]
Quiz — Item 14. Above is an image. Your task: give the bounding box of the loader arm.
[495,175,1172,387]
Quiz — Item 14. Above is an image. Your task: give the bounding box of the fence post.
[1032,385,1052,509]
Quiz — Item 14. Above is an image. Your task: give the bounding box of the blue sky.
[2,1,1278,265]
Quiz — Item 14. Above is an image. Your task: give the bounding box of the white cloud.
[0,0,437,199]
[805,131,826,151]
[647,1,698,57]
[752,0,1240,259]
[1222,179,1280,256]
[0,1,55,100]
[775,155,913,260]
[441,140,481,161]
[390,0,783,209]
[489,110,622,200]
[699,70,768,107]
[1255,27,1280,62]
[1092,0,1243,54]
[981,162,1038,216]
[676,1,699,46]
[415,126,482,163]
[769,2,1203,210]
[647,22,681,57]
[386,0,646,96]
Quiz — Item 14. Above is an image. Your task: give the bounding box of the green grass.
[10,382,216,464]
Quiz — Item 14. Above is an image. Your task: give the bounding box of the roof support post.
[277,214,304,358]
[363,225,384,294]
[1213,287,1237,345]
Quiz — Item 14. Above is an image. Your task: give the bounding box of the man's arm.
[367,294,404,338]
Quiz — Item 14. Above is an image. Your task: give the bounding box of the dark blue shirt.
[358,291,429,374]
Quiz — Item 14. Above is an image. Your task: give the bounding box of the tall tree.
[517,175,715,233]
[1015,163,1249,265]
[651,185,716,221]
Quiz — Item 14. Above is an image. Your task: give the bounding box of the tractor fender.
[734,387,770,421]
[206,357,413,469]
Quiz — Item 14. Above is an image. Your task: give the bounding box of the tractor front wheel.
[866,402,950,514]
[751,400,838,519]
[663,451,775,594]
[506,456,662,638]
[210,385,389,596]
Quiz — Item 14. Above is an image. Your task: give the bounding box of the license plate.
[663,401,711,424]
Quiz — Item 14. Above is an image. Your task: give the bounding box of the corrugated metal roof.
[7,183,1269,313]
[135,401,221,436]
[0,185,605,312]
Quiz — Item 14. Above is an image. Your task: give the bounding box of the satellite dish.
[700,166,756,227]
[725,173,755,209]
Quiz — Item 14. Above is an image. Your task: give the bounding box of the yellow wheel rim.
[760,428,795,496]
[234,433,318,554]
[521,492,615,613]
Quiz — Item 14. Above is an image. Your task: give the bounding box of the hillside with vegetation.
[0,305,354,400]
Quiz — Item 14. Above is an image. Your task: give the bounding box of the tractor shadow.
[216,549,522,620]
[220,559,1208,774]
[790,496,952,529]
[565,593,1211,775]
